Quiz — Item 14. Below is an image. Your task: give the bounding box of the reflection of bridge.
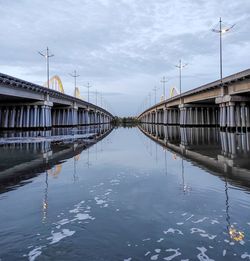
[0,73,113,129]
[138,69,250,130]
[0,124,113,191]
[139,124,250,190]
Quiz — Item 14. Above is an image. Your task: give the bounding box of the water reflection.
[139,124,250,190]
[140,124,250,247]
[0,124,113,194]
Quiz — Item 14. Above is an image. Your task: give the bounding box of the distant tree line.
[112,116,140,127]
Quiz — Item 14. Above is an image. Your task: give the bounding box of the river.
[0,125,249,260]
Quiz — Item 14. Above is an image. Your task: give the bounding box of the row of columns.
[219,102,250,129]
[140,104,250,129]
[0,105,52,129]
[0,105,112,129]
[142,109,179,125]
[179,106,219,126]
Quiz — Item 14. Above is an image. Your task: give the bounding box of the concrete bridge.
[0,73,114,129]
[138,69,250,130]
[139,123,250,191]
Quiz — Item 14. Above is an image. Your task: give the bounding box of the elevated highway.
[138,69,250,130]
[0,73,114,129]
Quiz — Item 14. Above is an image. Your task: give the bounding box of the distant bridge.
[138,69,250,130]
[0,73,114,129]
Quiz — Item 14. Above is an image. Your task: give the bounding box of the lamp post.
[38,47,54,88]
[212,18,235,94]
[95,90,98,106]
[160,76,168,100]
[175,59,187,104]
[84,82,92,103]
[69,70,80,89]
[152,86,159,105]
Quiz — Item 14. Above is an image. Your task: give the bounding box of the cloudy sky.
[0,0,249,116]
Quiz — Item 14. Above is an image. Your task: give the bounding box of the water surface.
[0,125,250,260]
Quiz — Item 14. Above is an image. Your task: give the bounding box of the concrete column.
[226,104,230,127]
[3,108,9,128]
[235,104,240,128]
[201,108,204,125]
[206,108,210,125]
[228,102,235,128]
[246,106,250,128]
[26,106,30,128]
[241,102,246,128]
[33,105,38,128]
[9,107,16,128]
[85,110,89,125]
[40,105,45,128]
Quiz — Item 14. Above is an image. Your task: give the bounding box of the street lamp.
[69,70,80,89]
[83,82,92,103]
[38,47,54,88]
[175,59,188,104]
[212,17,235,93]
[160,76,168,100]
[152,86,159,105]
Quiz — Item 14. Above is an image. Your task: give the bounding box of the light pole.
[148,93,152,107]
[38,47,54,88]
[84,82,92,103]
[175,59,187,104]
[152,86,159,105]
[212,18,235,94]
[160,76,168,100]
[95,89,98,106]
[69,70,80,89]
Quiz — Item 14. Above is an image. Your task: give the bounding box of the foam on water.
[192,217,208,224]
[164,248,181,261]
[241,252,250,259]
[196,247,214,261]
[164,228,183,235]
[47,229,75,245]
[74,213,95,221]
[150,254,159,260]
[28,246,43,261]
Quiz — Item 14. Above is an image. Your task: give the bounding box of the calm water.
[0,125,250,260]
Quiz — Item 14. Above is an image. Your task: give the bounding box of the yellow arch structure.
[170,86,179,98]
[48,164,62,178]
[44,75,65,93]
[74,87,81,99]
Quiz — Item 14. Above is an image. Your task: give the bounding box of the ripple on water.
[196,247,214,261]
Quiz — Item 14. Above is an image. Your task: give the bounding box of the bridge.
[0,73,114,129]
[138,69,250,130]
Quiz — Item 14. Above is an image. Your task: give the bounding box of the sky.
[0,0,249,116]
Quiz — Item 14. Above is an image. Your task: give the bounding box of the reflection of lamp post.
[224,178,244,241]
[164,148,168,176]
[42,171,49,223]
[180,158,191,194]
[212,18,235,94]
[38,47,54,88]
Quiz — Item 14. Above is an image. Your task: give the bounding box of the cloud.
[0,0,249,116]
